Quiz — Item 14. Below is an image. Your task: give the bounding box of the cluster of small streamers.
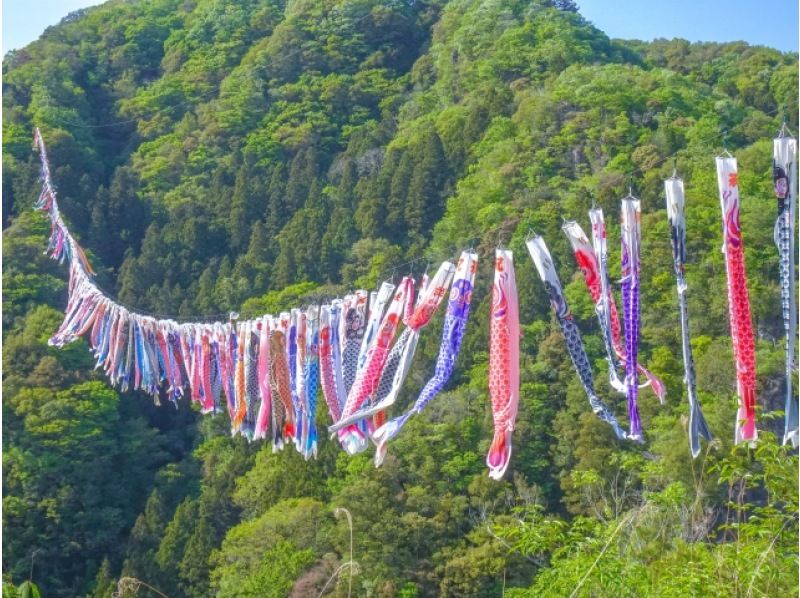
[486,249,520,480]
[620,197,644,441]
[773,136,798,447]
[330,278,413,453]
[567,213,666,402]
[34,130,334,454]
[717,156,759,445]
[335,262,456,463]
[373,252,477,466]
[664,177,713,458]
[526,236,627,441]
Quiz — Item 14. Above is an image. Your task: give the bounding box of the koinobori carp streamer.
[486,249,520,480]
[526,235,627,441]
[716,153,758,444]
[620,196,645,441]
[664,176,713,457]
[773,133,798,447]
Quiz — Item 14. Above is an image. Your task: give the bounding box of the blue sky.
[3,0,798,54]
[578,0,798,52]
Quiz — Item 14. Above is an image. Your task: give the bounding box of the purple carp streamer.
[664,177,713,457]
[620,197,644,441]
[526,236,627,441]
[717,155,758,445]
[773,134,798,447]
[372,252,478,466]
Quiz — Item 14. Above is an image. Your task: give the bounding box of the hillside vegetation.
[2,0,798,595]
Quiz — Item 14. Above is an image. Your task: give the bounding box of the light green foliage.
[210,499,323,596]
[2,0,798,595]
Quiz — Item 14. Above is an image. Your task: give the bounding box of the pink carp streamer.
[487,249,520,480]
[716,155,758,444]
[254,316,272,440]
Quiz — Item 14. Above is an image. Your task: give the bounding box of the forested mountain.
[2,0,798,595]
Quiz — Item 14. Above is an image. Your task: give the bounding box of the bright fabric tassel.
[773,133,798,447]
[716,154,758,445]
[664,176,713,457]
[255,316,272,440]
[302,307,320,459]
[486,249,520,480]
[620,196,645,441]
[319,305,343,423]
[526,235,628,441]
[373,251,478,466]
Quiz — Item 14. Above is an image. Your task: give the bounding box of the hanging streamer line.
[33,127,467,459]
[773,134,798,447]
[664,176,713,458]
[38,125,766,473]
[716,154,758,445]
[526,235,628,441]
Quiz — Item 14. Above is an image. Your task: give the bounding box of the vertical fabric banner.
[620,197,644,441]
[773,135,798,447]
[486,249,520,480]
[526,235,627,440]
[716,155,758,444]
[664,176,712,457]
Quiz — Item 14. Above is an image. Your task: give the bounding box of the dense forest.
[2,0,798,595]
